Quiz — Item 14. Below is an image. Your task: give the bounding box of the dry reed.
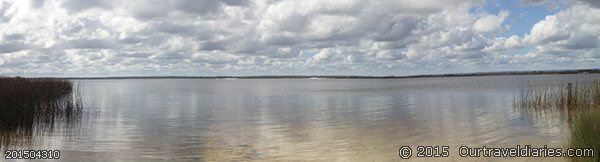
[0,77,83,147]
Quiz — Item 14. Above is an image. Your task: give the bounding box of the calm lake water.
[2,74,600,161]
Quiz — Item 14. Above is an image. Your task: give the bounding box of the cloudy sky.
[0,0,599,77]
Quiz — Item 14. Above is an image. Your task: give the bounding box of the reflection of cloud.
[197,81,420,160]
[196,79,569,161]
[27,78,582,161]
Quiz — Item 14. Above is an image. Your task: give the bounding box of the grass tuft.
[569,109,600,162]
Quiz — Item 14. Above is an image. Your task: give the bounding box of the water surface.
[3,74,600,161]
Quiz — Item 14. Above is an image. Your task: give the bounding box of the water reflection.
[198,90,568,161]
[6,74,599,161]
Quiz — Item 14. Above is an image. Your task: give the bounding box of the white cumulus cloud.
[473,10,510,33]
[0,0,597,76]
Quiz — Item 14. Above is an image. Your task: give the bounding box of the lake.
[2,74,600,161]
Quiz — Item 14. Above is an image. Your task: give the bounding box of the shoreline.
[31,68,600,80]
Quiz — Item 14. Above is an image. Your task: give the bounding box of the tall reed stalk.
[0,77,84,147]
[515,80,600,162]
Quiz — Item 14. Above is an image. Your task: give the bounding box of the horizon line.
[12,68,599,79]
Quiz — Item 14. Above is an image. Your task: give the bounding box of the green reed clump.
[569,109,600,162]
[0,77,83,147]
[515,80,600,162]
[515,81,600,118]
